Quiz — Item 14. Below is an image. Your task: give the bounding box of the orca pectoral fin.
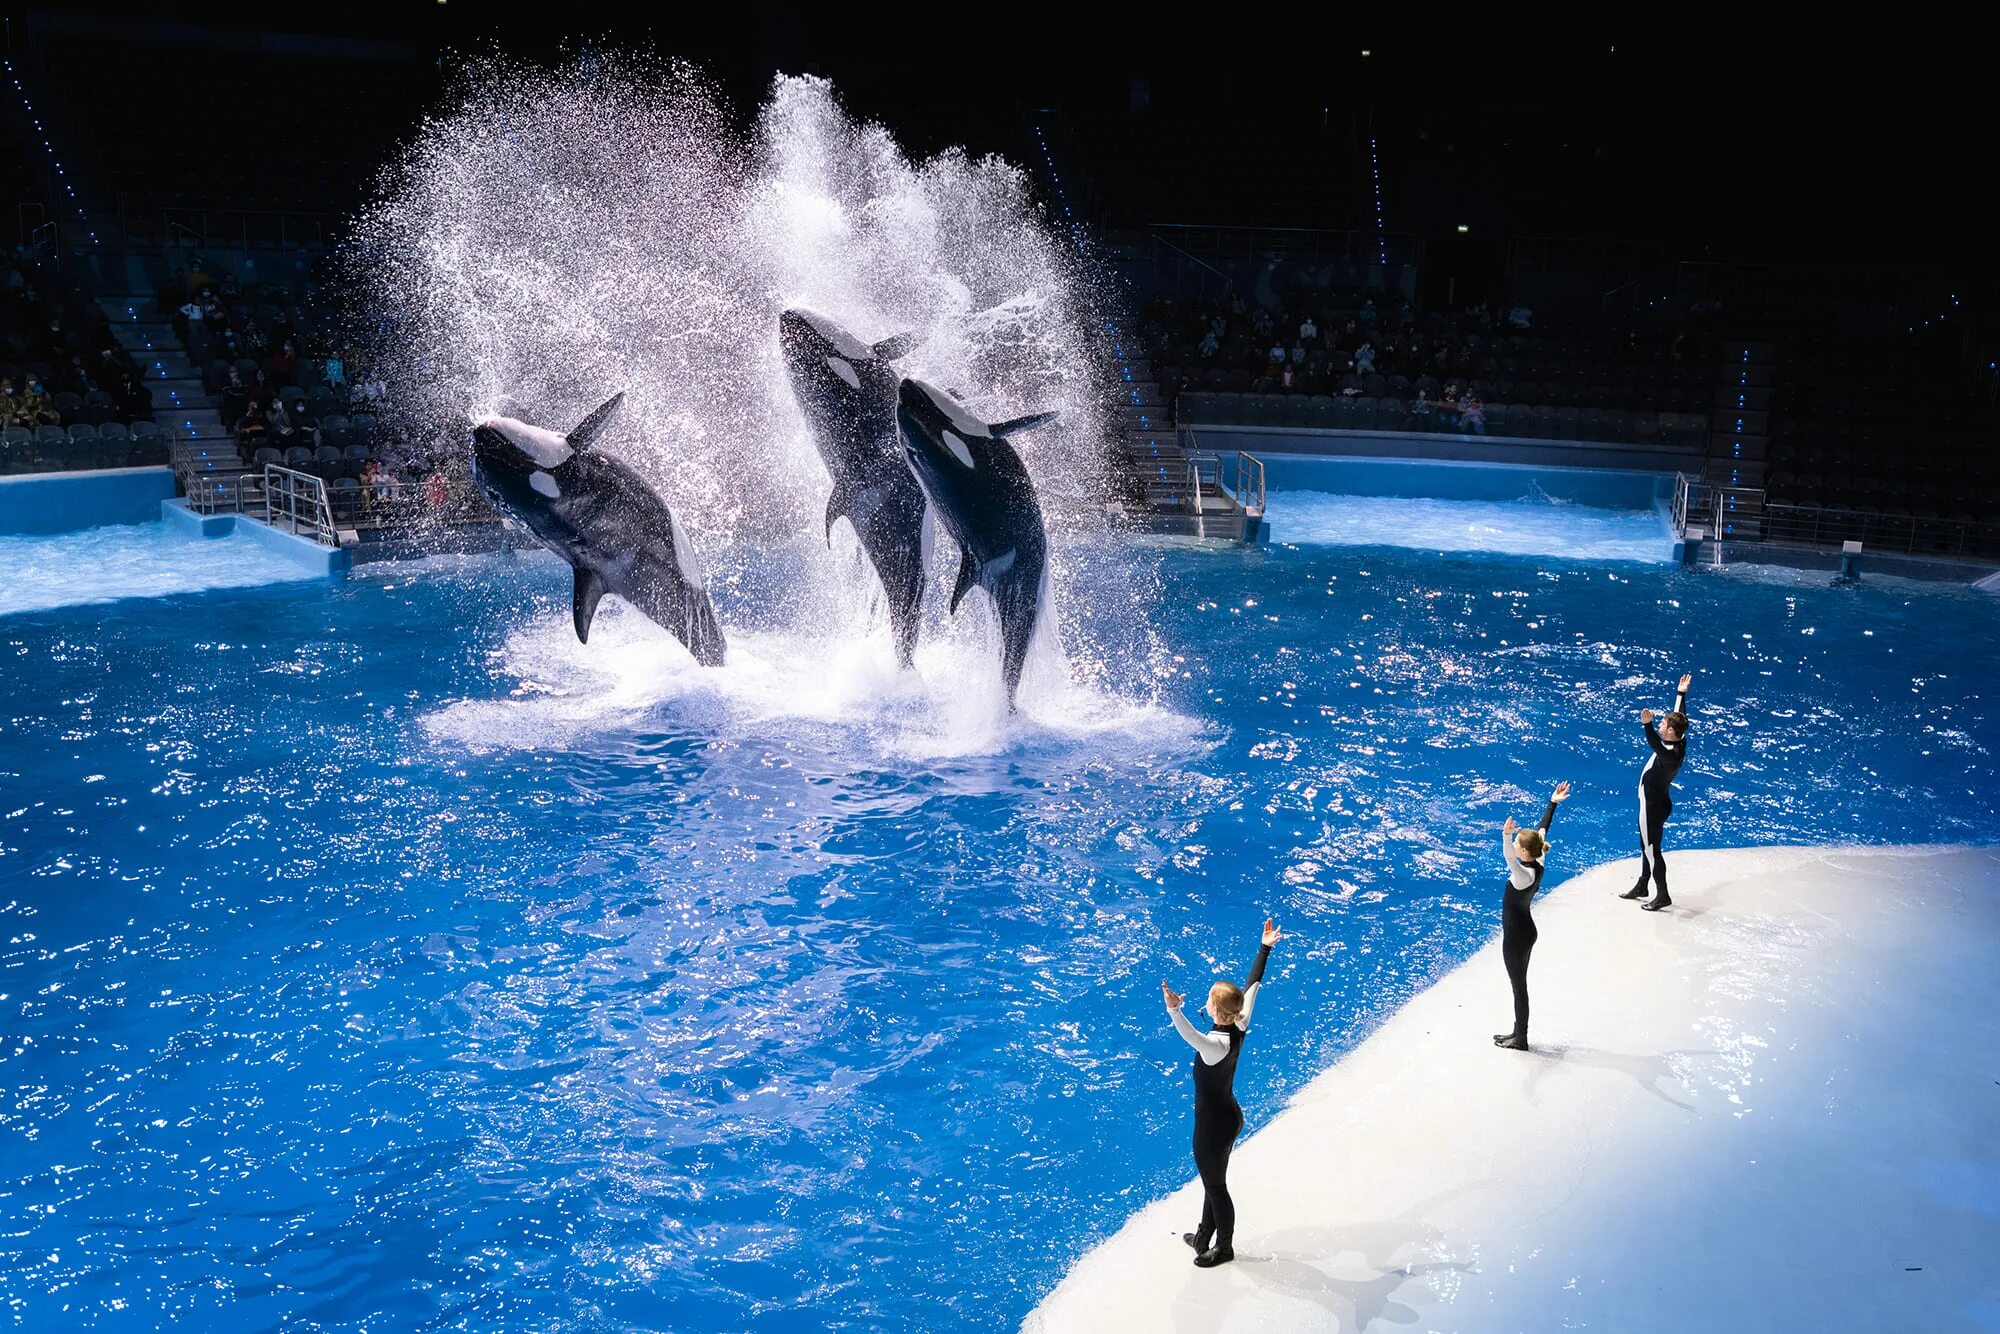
[572,566,608,642]
[991,410,1057,438]
[825,486,849,547]
[948,546,979,614]
[870,332,921,362]
[567,391,626,450]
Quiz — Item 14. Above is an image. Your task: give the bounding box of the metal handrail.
[263,464,338,545]
[1235,452,1266,518]
[1672,475,1999,559]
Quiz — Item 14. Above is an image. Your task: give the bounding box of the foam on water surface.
[1269,488,1676,562]
[0,521,318,617]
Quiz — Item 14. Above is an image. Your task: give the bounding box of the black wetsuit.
[1180,942,1271,1257]
[1500,798,1559,1046]
[1629,686,1688,902]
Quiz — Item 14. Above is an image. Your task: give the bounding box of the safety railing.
[263,464,339,546]
[1672,475,2000,559]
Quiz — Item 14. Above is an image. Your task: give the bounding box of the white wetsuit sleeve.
[1168,1003,1231,1065]
[1238,980,1262,1029]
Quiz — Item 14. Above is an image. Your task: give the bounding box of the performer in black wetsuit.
[1161,917,1280,1269]
[1495,781,1569,1051]
[1619,673,1692,911]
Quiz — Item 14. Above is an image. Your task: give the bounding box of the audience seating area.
[2,256,165,474]
[1763,330,1999,520]
[1141,293,1715,447]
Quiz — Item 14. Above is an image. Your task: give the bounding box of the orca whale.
[778,308,928,667]
[894,377,1056,710]
[470,393,727,666]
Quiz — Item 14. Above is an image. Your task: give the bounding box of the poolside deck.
[1025,845,2000,1333]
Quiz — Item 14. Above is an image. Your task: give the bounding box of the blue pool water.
[3,537,1997,1331]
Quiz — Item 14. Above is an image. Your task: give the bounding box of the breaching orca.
[894,377,1056,710]
[470,393,727,666]
[778,308,928,667]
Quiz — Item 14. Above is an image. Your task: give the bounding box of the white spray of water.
[350,57,1176,749]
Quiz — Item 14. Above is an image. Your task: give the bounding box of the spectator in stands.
[1299,314,1318,345]
[270,339,299,383]
[1460,392,1487,435]
[240,318,270,357]
[0,377,19,426]
[1508,305,1534,330]
[1267,340,1285,365]
[236,405,269,451]
[423,469,451,510]
[249,368,275,410]
[1198,327,1220,359]
[54,355,95,396]
[1411,389,1433,420]
[323,354,347,388]
[1355,341,1376,375]
[219,367,249,429]
[264,400,301,448]
[1289,339,1307,365]
[187,260,214,298]
[1255,353,1284,394]
[116,372,153,422]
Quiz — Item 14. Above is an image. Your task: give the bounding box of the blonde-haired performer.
[1160,918,1281,1268]
[1495,781,1571,1051]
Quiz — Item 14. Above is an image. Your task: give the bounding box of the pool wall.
[1189,425,1702,475]
[1259,454,1674,510]
[161,498,353,578]
[0,467,178,536]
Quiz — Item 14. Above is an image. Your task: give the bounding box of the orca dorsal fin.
[568,392,626,451]
[572,566,607,642]
[949,546,979,614]
[991,411,1057,438]
[869,332,921,362]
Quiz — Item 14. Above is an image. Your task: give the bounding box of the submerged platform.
[1026,845,2000,1333]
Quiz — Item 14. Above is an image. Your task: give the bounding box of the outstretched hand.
[1503,815,1518,835]
[1261,918,1281,947]
[1161,981,1183,1009]
[1678,673,1693,692]
[1551,780,1571,803]
[1641,707,1655,724]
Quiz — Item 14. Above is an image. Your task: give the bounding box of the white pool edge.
[1025,843,2000,1332]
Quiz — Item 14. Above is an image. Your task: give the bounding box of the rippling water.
[0,523,318,617]
[2,541,1996,1331]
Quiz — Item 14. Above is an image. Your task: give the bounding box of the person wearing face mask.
[15,375,61,428]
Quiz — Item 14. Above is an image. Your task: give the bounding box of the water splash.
[349,55,1167,717]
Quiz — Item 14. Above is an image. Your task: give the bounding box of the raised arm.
[1641,708,1667,753]
[1674,672,1691,715]
[1540,781,1569,832]
[1238,919,1280,1029]
[1165,989,1231,1065]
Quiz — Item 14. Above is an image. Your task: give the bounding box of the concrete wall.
[0,468,179,536]
[161,499,352,578]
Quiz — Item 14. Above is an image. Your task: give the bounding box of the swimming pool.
[3,537,1996,1331]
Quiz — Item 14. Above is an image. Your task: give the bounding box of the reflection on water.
[1,542,1996,1330]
